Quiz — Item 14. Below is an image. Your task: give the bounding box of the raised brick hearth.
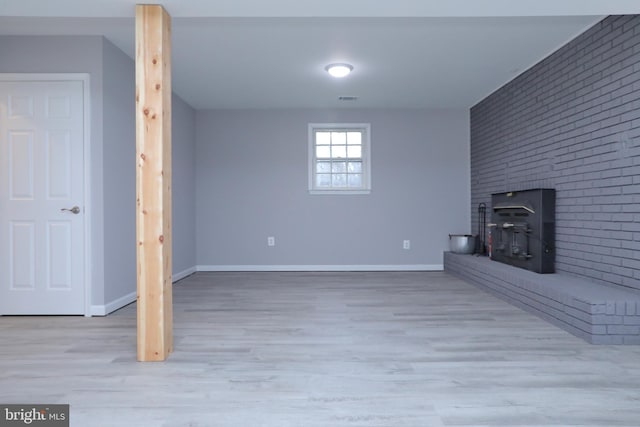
[444,252,640,344]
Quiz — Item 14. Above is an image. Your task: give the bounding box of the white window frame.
[308,123,371,195]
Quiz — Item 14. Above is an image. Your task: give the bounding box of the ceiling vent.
[338,96,358,101]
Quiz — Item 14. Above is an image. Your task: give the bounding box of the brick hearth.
[444,252,640,344]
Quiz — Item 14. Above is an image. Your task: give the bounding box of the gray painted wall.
[196,108,470,269]
[102,41,197,300]
[172,94,197,277]
[470,15,640,291]
[102,42,197,300]
[102,38,136,304]
[0,35,198,311]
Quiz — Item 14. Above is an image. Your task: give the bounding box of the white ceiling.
[1,1,639,110]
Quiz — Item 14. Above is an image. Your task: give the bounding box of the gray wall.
[470,15,640,291]
[102,41,197,298]
[172,94,197,277]
[102,44,197,296]
[102,38,136,304]
[196,108,470,269]
[0,35,198,311]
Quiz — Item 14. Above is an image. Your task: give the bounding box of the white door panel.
[0,79,85,315]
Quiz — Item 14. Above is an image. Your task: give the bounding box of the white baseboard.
[89,264,441,315]
[90,291,137,316]
[174,266,197,282]
[90,267,197,316]
[196,264,443,272]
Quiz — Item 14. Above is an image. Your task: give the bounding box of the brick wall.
[470,15,640,291]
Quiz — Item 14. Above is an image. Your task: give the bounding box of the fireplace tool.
[477,203,486,255]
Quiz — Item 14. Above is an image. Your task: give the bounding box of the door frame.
[0,73,92,316]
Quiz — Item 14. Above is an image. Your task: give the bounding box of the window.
[308,123,371,194]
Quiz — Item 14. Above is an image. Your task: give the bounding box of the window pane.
[348,174,362,188]
[331,145,346,158]
[316,132,331,145]
[316,174,331,187]
[332,132,346,145]
[332,174,347,187]
[347,146,361,158]
[332,162,346,172]
[316,146,331,158]
[347,132,362,145]
[316,161,331,173]
[310,124,370,193]
[348,161,362,173]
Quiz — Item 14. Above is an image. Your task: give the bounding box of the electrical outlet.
[403,240,411,250]
[267,236,275,247]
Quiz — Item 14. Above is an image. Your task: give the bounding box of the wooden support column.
[135,4,173,361]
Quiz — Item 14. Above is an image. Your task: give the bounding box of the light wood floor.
[1,271,640,426]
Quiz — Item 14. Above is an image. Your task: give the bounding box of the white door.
[0,79,85,315]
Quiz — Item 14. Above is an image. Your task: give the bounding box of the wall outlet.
[403,240,411,250]
[267,236,275,247]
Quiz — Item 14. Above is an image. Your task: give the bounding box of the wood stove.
[489,189,555,274]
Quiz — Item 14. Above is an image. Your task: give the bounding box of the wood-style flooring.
[1,271,639,426]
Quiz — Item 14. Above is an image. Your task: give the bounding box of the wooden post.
[135,4,173,361]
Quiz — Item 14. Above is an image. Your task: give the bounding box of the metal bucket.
[449,234,476,254]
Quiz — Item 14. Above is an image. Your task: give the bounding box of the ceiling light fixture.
[325,63,353,78]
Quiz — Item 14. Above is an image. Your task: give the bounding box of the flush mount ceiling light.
[325,63,353,78]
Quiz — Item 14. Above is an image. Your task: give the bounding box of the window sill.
[309,189,371,195]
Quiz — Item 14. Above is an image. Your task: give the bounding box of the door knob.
[61,206,81,214]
